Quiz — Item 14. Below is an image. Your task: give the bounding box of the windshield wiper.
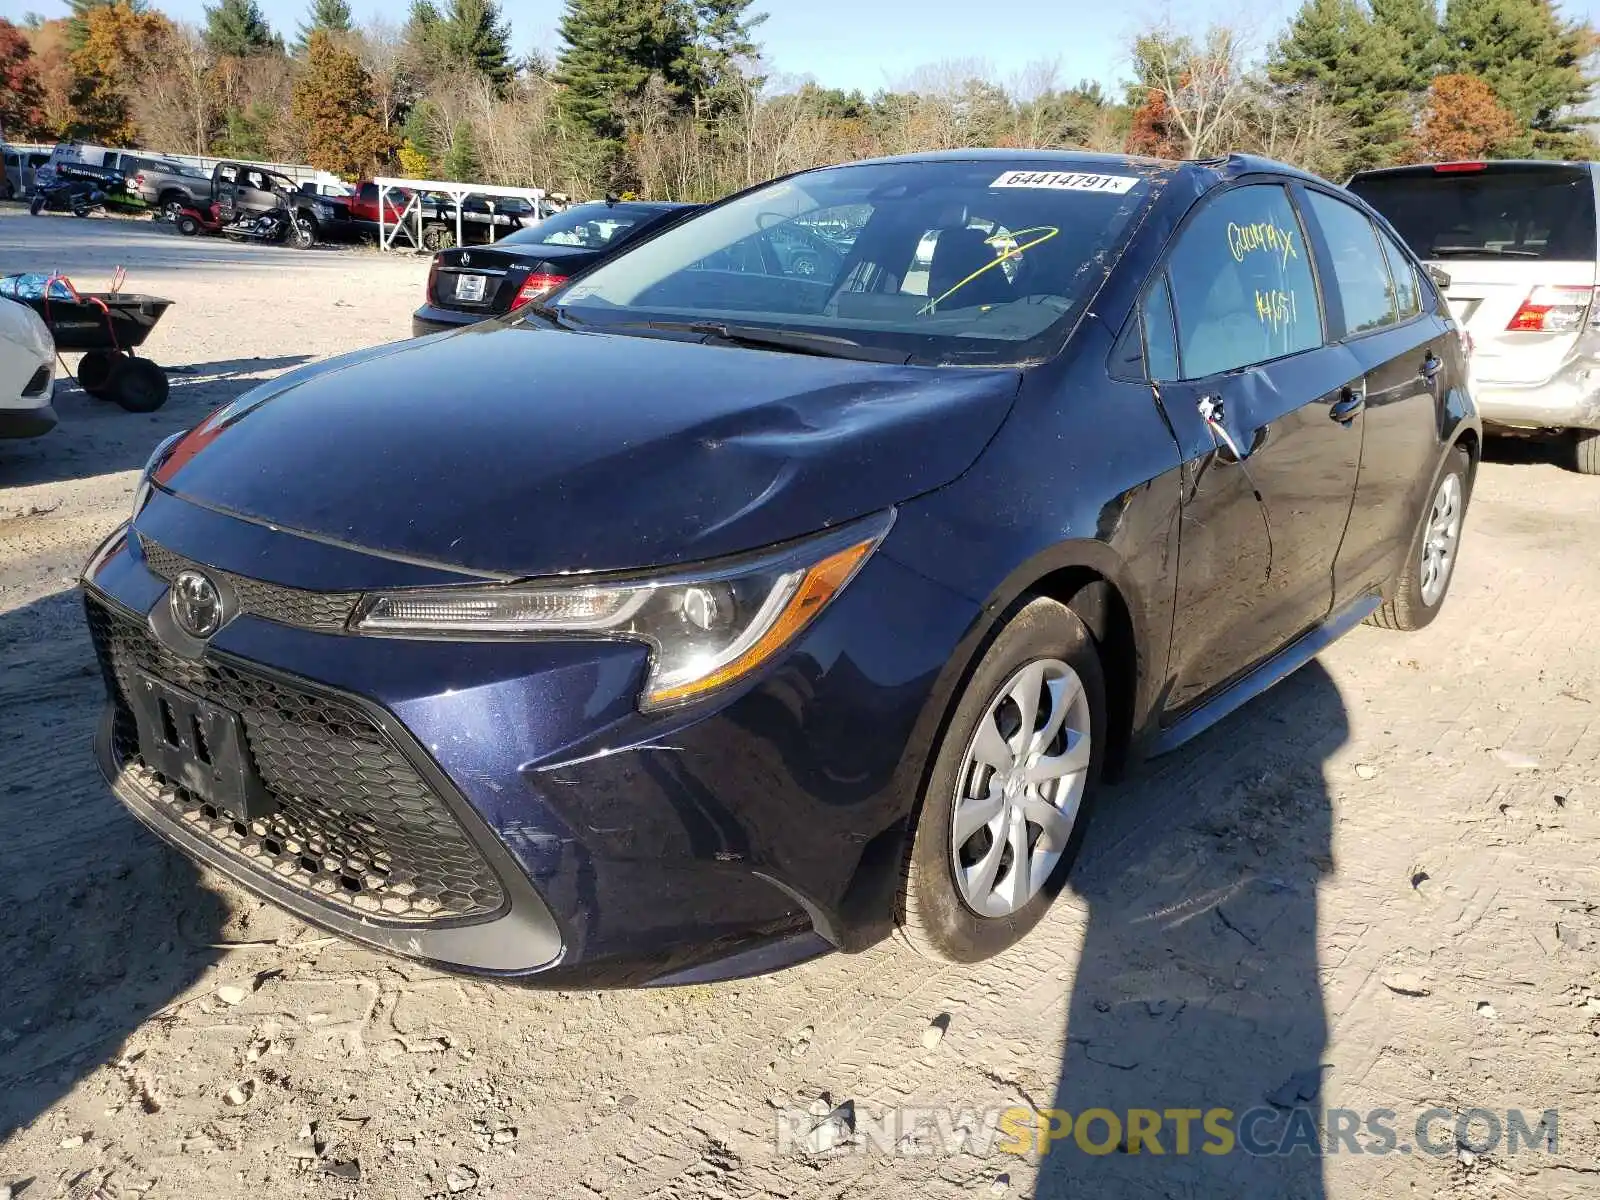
[1430,245,1541,258]
[606,320,914,364]
[518,301,582,329]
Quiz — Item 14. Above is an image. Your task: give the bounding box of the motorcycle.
[220,203,315,248]
[28,162,124,218]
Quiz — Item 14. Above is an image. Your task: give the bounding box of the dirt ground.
[2,210,1598,1200]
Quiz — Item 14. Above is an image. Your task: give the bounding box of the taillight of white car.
[1506,285,1596,333]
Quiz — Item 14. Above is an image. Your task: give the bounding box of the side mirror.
[1426,264,1452,291]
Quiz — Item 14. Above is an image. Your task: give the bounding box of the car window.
[1166,184,1322,378]
[1376,228,1421,319]
[502,205,646,249]
[556,159,1163,367]
[1348,166,1598,262]
[1305,190,1398,336]
[1142,275,1180,382]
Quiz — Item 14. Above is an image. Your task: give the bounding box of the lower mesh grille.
[86,594,506,925]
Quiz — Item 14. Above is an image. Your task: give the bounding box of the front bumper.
[81,495,978,984]
[0,394,57,440]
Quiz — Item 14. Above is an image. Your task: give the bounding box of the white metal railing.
[373,177,548,251]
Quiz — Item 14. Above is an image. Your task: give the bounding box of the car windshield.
[549,159,1165,366]
[1349,166,1598,262]
[504,205,651,249]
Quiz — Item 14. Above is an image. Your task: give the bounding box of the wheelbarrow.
[0,270,174,412]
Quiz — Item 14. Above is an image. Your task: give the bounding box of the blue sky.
[0,0,1272,95]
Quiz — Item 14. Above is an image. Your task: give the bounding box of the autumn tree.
[0,19,48,141]
[66,0,147,50]
[1124,87,1182,157]
[134,21,218,153]
[1129,25,1255,158]
[65,2,169,143]
[292,29,396,176]
[1412,71,1522,158]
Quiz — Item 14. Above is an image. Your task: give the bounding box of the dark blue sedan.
[82,151,1478,985]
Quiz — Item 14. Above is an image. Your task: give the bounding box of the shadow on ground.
[1036,660,1342,1199]
[0,359,307,491]
[0,588,226,1145]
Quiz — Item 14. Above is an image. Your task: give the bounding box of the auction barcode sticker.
[990,170,1140,193]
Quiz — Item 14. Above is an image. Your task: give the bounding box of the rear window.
[504,205,646,249]
[1349,166,1597,262]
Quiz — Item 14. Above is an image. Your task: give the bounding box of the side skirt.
[1147,593,1381,758]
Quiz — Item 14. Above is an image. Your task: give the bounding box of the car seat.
[927,227,1015,310]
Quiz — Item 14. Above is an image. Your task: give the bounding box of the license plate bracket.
[128,671,274,822]
[455,273,488,302]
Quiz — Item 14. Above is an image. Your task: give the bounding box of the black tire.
[29,195,45,216]
[176,213,202,236]
[72,205,92,218]
[422,225,456,252]
[158,193,185,222]
[897,596,1107,963]
[77,349,124,398]
[288,216,317,250]
[1570,430,1600,475]
[1368,445,1472,631]
[108,357,170,413]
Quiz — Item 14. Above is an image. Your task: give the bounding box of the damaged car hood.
[152,320,1022,576]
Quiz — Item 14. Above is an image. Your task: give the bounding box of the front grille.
[140,539,360,633]
[86,595,506,925]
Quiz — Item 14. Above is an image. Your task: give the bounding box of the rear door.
[1141,181,1365,713]
[1299,186,1455,603]
[1348,164,1599,393]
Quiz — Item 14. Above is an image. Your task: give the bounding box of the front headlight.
[353,512,894,710]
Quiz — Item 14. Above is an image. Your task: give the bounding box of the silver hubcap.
[1420,472,1462,607]
[950,658,1092,919]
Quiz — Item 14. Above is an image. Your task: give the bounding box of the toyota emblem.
[171,570,223,639]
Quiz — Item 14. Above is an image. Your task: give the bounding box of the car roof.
[795,148,1329,190]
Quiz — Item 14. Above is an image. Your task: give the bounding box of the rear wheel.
[1368,446,1471,631]
[1570,430,1600,475]
[897,597,1105,963]
[108,358,170,412]
[159,193,184,222]
[29,195,45,216]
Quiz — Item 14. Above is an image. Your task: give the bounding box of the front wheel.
[288,217,317,250]
[29,195,45,216]
[1368,446,1471,631]
[897,596,1106,963]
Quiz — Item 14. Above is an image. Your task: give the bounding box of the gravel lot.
[3,209,1599,1200]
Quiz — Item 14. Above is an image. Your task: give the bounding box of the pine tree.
[554,0,696,138]
[1267,0,1418,170]
[435,0,513,87]
[1442,0,1593,149]
[1370,0,1445,90]
[293,29,395,176]
[204,0,280,58]
[688,0,766,109]
[440,119,482,181]
[293,0,353,56]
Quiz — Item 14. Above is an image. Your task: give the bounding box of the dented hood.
[154,321,1021,576]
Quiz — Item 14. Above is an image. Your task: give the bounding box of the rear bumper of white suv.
[1475,358,1600,433]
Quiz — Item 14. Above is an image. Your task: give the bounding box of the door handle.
[1420,353,1442,380]
[1330,385,1365,424]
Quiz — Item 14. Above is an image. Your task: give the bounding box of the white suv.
[1349,160,1600,473]
[0,297,56,440]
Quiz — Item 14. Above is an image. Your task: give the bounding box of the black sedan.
[413,200,699,335]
